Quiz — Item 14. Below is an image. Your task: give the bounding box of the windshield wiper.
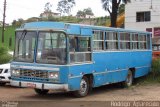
[15,30,27,60]
[50,32,57,58]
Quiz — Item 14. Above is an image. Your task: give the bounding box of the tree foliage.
[40,2,54,19]
[76,8,94,18]
[0,46,12,64]
[57,0,75,15]
[118,4,125,14]
[12,18,24,27]
[84,8,94,16]
[44,2,53,12]
[101,0,130,27]
[76,10,85,18]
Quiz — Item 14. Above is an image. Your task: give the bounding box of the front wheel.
[0,83,6,86]
[121,70,133,87]
[34,89,49,95]
[73,76,90,97]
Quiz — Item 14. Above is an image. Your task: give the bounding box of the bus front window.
[36,32,67,64]
[14,31,36,62]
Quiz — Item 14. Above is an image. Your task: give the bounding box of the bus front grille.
[20,70,48,78]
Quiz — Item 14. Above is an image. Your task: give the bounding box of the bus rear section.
[92,30,152,87]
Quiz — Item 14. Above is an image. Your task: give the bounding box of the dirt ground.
[0,83,160,101]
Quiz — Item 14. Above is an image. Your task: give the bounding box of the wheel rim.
[126,72,132,86]
[80,78,88,94]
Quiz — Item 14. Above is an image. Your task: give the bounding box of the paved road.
[1,83,160,107]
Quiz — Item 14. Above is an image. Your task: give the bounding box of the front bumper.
[0,76,10,83]
[10,80,69,91]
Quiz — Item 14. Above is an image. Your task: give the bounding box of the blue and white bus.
[11,22,152,97]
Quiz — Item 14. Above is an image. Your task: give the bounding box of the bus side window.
[119,32,130,50]
[69,36,78,52]
[93,30,104,50]
[69,36,91,63]
[132,33,139,50]
[147,34,151,49]
[106,31,118,50]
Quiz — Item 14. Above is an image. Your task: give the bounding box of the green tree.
[44,2,52,12]
[118,4,125,14]
[76,10,85,18]
[57,0,75,15]
[0,47,12,64]
[40,2,53,20]
[84,8,94,16]
[12,18,24,27]
[101,0,130,27]
[76,8,94,18]
[12,20,17,26]
[18,18,24,24]
[26,17,39,22]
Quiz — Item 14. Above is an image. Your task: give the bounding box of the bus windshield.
[14,31,36,62]
[36,31,67,65]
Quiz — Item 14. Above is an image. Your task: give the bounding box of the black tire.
[34,89,49,95]
[121,70,133,87]
[0,83,6,86]
[73,76,90,97]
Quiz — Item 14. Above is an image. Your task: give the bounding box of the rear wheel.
[121,70,133,87]
[34,89,49,95]
[73,76,90,97]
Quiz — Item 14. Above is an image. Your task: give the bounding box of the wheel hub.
[80,79,87,93]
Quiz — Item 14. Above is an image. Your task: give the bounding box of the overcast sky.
[0,0,109,24]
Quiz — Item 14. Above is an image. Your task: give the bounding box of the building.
[85,15,95,19]
[125,0,160,38]
[77,14,95,19]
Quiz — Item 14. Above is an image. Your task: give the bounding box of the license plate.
[27,83,36,88]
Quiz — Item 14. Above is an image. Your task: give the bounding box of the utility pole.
[2,0,7,44]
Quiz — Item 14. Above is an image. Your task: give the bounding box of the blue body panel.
[12,22,152,91]
[92,51,152,87]
[68,64,93,90]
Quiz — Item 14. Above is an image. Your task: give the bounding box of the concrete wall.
[125,0,160,37]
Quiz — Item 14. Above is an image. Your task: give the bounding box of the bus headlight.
[48,72,59,79]
[12,69,20,76]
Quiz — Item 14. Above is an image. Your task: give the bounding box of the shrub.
[0,46,12,64]
[152,58,160,75]
[135,58,160,85]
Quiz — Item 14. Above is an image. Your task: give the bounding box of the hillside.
[0,26,16,50]
[0,17,110,50]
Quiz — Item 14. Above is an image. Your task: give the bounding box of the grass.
[0,26,16,50]
[134,58,160,86]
